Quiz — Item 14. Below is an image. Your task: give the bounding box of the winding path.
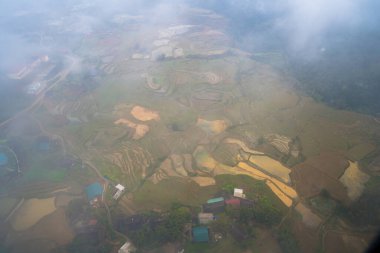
[0,55,78,129]
[0,54,131,247]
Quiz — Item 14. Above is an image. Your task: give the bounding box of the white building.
[198,213,214,224]
[119,242,133,253]
[234,188,246,199]
[113,184,125,200]
[26,82,41,94]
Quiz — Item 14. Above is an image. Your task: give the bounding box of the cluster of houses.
[84,181,253,251]
[192,188,254,243]
[84,181,131,252]
[85,181,126,207]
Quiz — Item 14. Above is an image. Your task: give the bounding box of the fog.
[0,0,379,113]
[1,0,379,64]
[1,1,380,252]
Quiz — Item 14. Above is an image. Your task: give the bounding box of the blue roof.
[192,226,209,242]
[85,182,103,200]
[207,197,224,204]
[0,153,8,166]
[38,142,50,151]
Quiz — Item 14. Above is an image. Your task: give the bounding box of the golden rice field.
[10,197,56,231]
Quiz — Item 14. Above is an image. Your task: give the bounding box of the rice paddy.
[10,197,56,231]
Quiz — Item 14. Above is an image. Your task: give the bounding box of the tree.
[253,196,282,226]
[210,213,230,235]
[165,206,191,241]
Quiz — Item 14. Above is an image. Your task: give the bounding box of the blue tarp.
[0,153,8,166]
[85,182,103,201]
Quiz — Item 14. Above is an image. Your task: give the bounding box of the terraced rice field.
[191,176,216,186]
[114,118,150,140]
[249,155,292,183]
[130,105,160,122]
[196,118,228,134]
[237,162,297,207]
[192,139,298,207]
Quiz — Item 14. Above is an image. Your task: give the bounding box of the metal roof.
[192,226,209,242]
[225,198,241,206]
[198,213,214,218]
[0,153,8,166]
[207,197,224,204]
[85,182,103,200]
[116,184,125,191]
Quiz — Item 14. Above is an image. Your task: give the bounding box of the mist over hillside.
[192,0,380,114]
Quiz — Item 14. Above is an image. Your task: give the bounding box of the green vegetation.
[129,205,191,249]
[184,237,245,253]
[22,152,68,182]
[338,191,380,227]
[96,159,123,183]
[66,235,113,253]
[215,175,287,215]
[134,178,217,210]
[276,219,300,253]
[209,213,230,235]
[23,167,66,182]
[65,120,110,150]
[253,196,283,226]
[309,195,337,217]
[129,174,288,251]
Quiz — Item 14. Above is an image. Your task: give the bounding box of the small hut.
[234,188,246,198]
[113,184,125,200]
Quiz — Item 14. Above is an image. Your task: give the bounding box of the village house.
[198,213,214,224]
[203,197,225,213]
[119,242,134,253]
[192,226,209,243]
[225,198,241,208]
[234,188,246,198]
[113,184,125,200]
[85,182,104,206]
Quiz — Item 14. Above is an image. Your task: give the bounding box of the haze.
[0,1,379,253]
